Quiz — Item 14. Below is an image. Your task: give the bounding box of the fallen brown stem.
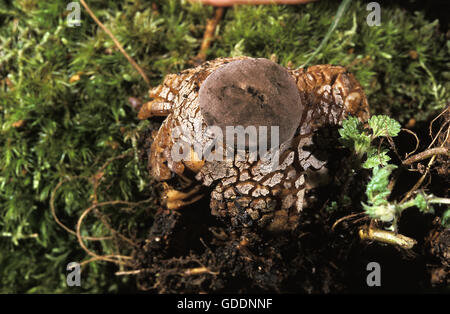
[50,176,112,241]
[76,200,138,265]
[75,197,153,261]
[400,113,450,204]
[194,7,224,62]
[51,152,135,242]
[402,128,420,159]
[359,226,417,249]
[184,267,219,276]
[80,255,131,268]
[115,269,150,276]
[92,151,133,204]
[428,106,449,143]
[52,151,152,268]
[403,147,449,165]
[79,0,150,86]
[331,212,365,232]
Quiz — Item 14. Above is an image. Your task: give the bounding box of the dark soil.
[131,199,448,293]
[131,114,449,294]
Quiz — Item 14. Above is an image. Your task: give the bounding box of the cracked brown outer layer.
[139,57,370,230]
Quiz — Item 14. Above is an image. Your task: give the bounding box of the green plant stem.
[396,199,417,211]
[301,0,352,67]
[419,59,440,105]
[397,196,450,213]
[428,197,450,205]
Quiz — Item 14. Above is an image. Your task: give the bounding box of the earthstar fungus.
[138,57,370,231]
[199,58,303,148]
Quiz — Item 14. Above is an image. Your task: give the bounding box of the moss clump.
[213,1,449,121]
[0,0,448,292]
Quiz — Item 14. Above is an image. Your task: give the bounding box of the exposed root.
[402,128,420,159]
[331,212,365,232]
[193,8,224,64]
[50,176,111,241]
[400,107,450,203]
[403,147,449,165]
[76,200,138,266]
[51,151,154,268]
[358,226,417,249]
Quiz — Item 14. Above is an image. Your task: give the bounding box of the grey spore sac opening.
[198,58,304,150]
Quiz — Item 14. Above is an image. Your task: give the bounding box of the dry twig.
[79,0,150,86]
[194,8,224,63]
[403,147,449,165]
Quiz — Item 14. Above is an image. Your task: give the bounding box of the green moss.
[213,1,449,121]
[0,0,448,293]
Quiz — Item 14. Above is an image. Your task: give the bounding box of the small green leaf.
[122,73,132,81]
[363,203,396,222]
[365,165,397,206]
[338,116,361,141]
[442,209,450,228]
[414,193,428,212]
[354,133,371,156]
[326,201,338,212]
[363,149,391,169]
[379,51,392,59]
[369,115,401,138]
[339,116,371,154]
